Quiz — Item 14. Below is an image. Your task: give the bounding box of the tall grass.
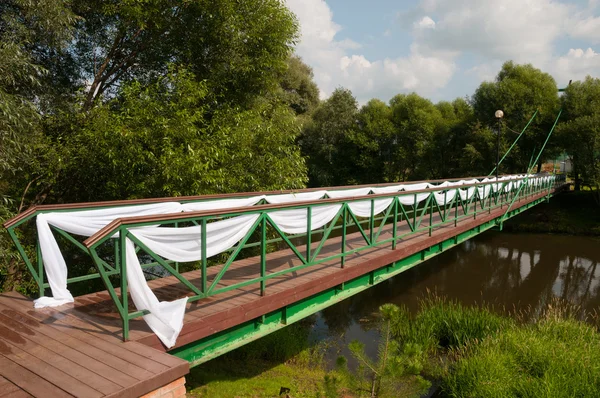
[440,301,600,397]
[389,293,511,353]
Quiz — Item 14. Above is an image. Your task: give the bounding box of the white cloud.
[285,0,455,104]
[553,47,600,84]
[412,0,570,65]
[570,16,600,43]
[415,16,436,29]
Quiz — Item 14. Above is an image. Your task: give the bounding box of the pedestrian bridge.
[1,173,567,397]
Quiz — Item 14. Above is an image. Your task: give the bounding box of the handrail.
[2,174,511,229]
[83,175,534,248]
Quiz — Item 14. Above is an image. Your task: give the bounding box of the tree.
[389,93,442,180]
[557,77,600,202]
[335,304,430,397]
[0,0,77,293]
[68,0,298,111]
[344,99,395,183]
[58,68,307,202]
[277,55,320,117]
[0,0,76,198]
[472,62,560,173]
[300,88,359,187]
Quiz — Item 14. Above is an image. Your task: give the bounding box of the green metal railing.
[1,175,500,298]
[4,174,565,340]
[84,175,560,339]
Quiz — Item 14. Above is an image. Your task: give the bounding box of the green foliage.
[472,61,560,173]
[557,77,600,203]
[300,88,359,187]
[388,93,442,180]
[71,0,298,110]
[404,296,510,351]
[348,99,396,183]
[442,310,600,398]
[504,189,600,235]
[278,55,320,117]
[58,68,307,202]
[0,0,76,197]
[335,304,431,397]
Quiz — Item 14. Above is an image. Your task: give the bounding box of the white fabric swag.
[33,174,549,347]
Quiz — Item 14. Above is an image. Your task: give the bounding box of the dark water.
[307,232,600,364]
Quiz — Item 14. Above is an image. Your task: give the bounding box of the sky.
[284,0,600,104]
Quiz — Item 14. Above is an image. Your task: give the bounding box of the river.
[307,232,600,365]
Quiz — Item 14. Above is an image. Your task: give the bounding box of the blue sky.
[285,0,600,104]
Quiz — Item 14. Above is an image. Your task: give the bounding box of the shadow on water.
[311,232,600,366]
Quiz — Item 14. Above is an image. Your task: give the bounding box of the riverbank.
[503,189,600,235]
[187,296,600,397]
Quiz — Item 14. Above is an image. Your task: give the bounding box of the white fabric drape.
[265,191,327,204]
[33,174,549,347]
[35,202,182,308]
[181,196,264,212]
[268,204,342,234]
[124,214,260,347]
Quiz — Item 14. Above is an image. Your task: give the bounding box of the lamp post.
[495,110,504,181]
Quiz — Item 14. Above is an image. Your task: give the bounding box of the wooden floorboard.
[0,292,189,397]
[0,188,556,396]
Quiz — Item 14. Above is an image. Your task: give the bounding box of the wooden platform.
[0,189,553,396]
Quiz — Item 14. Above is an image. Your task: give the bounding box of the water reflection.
[310,232,600,363]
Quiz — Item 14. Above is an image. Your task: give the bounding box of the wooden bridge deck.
[0,189,554,396]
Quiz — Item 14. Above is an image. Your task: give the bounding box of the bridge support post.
[260,215,266,296]
[341,206,347,268]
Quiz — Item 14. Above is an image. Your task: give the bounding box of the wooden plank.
[0,357,69,398]
[0,312,120,395]
[0,296,187,370]
[0,296,162,381]
[0,376,26,397]
[0,335,103,397]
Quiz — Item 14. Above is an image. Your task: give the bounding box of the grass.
[186,319,340,397]
[504,189,600,235]
[442,306,600,397]
[185,295,600,398]
[187,359,329,398]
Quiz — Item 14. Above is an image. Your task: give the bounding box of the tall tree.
[277,55,320,117]
[347,99,395,183]
[58,68,307,202]
[0,0,76,293]
[557,76,600,200]
[389,93,442,180]
[471,61,560,173]
[300,88,358,187]
[68,0,298,111]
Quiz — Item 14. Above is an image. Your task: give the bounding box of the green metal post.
[36,239,44,297]
[119,229,129,340]
[369,199,375,243]
[341,206,347,268]
[306,207,312,261]
[201,219,207,294]
[428,197,433,236]
[392,199,398,250]
[175,221,179,272]
[260,215,267,296]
